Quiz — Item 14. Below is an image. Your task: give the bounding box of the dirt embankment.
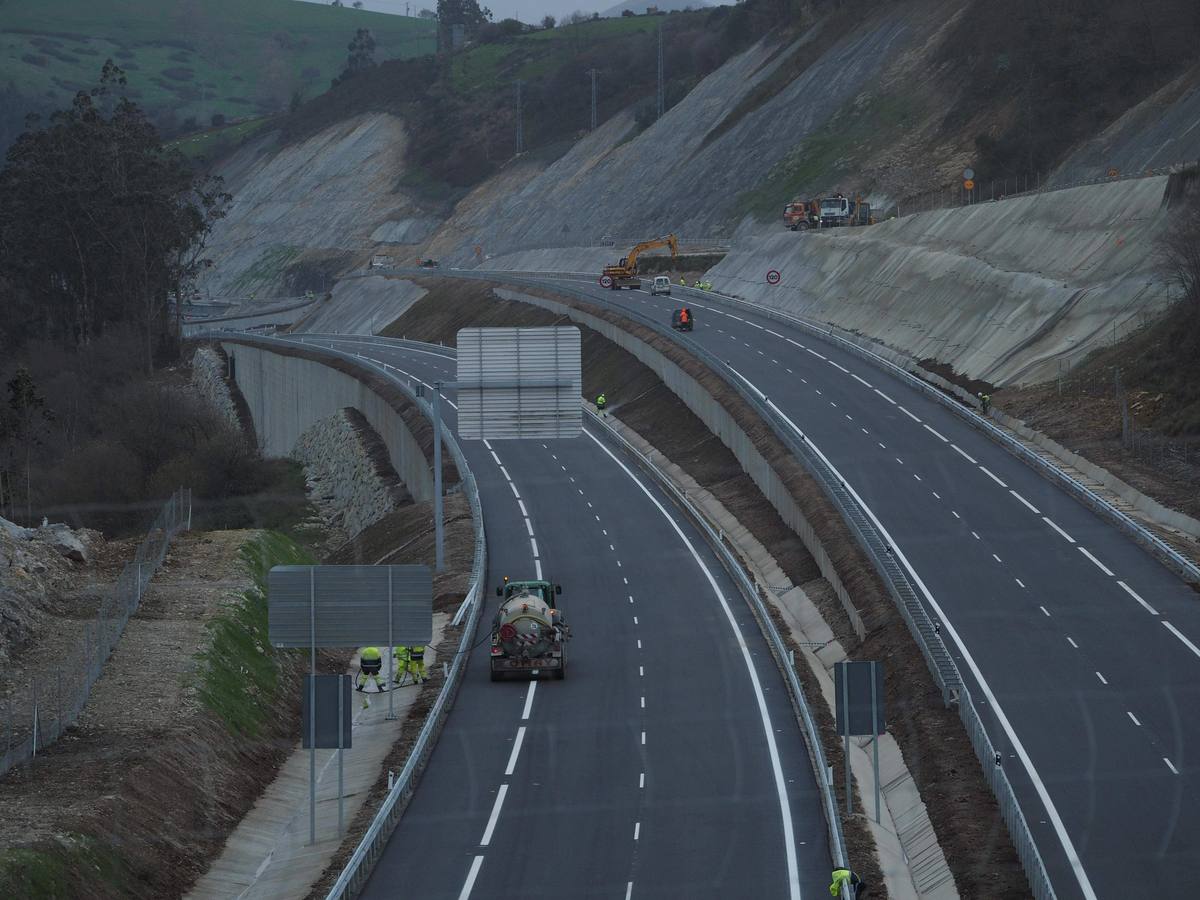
[384,278,1030,898]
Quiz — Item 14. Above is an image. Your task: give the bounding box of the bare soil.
[381,278,1031,898]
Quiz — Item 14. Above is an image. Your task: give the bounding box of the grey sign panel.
[456,326,582,440]
[302,675,353,749]
[268,565,432,648]
[834,660,885,736]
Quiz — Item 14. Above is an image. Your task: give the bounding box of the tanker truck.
[491,577,569,681]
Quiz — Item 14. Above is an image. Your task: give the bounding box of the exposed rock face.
[191,346,244,434]
[292,408,412,540]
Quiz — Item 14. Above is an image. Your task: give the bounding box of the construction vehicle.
[491,576,569,681]
[601,234,678,290]
[783,198,820,230]
[819,194,874,228]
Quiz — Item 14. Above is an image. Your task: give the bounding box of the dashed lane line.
[1118,581,1158,615]
[1163,621,1200,660]
[951,444,978,464]
[1079,547,1114,577]
[979,465,1007,487]
[479,785,509,847]
[1042,517,1076,544]
[1010,490,1041,514]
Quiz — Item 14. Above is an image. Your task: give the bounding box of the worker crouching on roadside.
[356,647,385,708]
[407,644,427,684]
[596,393,608,417]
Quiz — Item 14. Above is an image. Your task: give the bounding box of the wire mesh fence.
[0,488,191,777]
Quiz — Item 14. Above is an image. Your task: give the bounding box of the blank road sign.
[456,326,582,440]
[302,675,353,749]
[835,660,885,736]
[268,564,432,648]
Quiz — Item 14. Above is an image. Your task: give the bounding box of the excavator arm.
[624,234,678,271]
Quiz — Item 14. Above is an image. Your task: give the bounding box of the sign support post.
[433,382,444,573]
[309,568,317,846]
[337,677,345,834]
[871,660,881,824]
[842,662,851,816]
[387,567,396,720]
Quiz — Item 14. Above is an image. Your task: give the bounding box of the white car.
[650,276,672,296]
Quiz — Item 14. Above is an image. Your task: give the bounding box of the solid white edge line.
[1118,581,1158,615]
[584,428,803,900]
[979,465,1008,487]
[457,856,485,900]
[1163,621,1200,660]
[728,363,766,400]
[761,398,1099,900]
[951,444,978,464]
[1078,547,1115,577]
[479,784,508,846]
[521,681,538,720]
[505,727,526,776]
[1042,516,1076,544]
[1010,490,1041,514]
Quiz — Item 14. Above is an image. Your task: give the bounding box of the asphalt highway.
[299,337,833,900]
[536,279,1200,899]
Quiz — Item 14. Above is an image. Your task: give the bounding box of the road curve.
[300,336,833,900]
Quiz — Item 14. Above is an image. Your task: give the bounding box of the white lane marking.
[1040,606,1051,616]
[1096,672,1107,685]
[587,501,593,508]
[603,529,608,536]
[1128,712,1142,727]
[1010,490,1041,514]
[518,500,528,517]
[626,883,633,900]
[1042,517,1076,543]
[851,373,872,388]
[640,696,645,708]
[639,772,645,788]
[633,616,639,625]
[762,400,1099,900]
[530,537,539,558]
[639,665,643,676]
[1163,621,1200,660]
[979,465,1007,487]
[932,491,941,500]
[922,423,948,442]
[951,444,978,464]
[629,595,634,604]
[483,439,493,451]
[1016,578,1026,588]
[898,406,921,423]
[1118,581,1158,615]
[952,511,960,519]
[534,559,543,579]
[480,785,509,846]
[862,427,870,435]
[913,473,922,482]
[521,682,537,720]
[747,321,764,330]
[786,338,805,349]
[1067,636,1079,649]
[457,856,485,900]
[637,639,642,649]
[524,518,534,537]
[1079,547,1114,577]
[728,314,744,322]
[585,429,804,899]
[1164,758,1180,775]
[616,560,622,568]
[623,577,629,585]
[490,450,501,465]
[758,350,765,356]
[609,543,615,551]
[641,730,646,745]
[878,442,886,450]
[971,531,981,540]
[895,457,904,466]
[829,360,850,373]
[728,364,766,400]
[505,727,526,775]
[766,329,784,338]
[806,348,826,360]
[873,388,895,404]
[500,466,511,481]
[992,553,1002,563]
[634,822,641,840]
[509,483,520,499]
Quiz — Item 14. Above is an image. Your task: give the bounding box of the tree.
[1164,181,1200,332]
[436,0,492,40]
[541,14,556,28]
[418,8,437,18]
[353,1,364,7]
[0,61,230,370]
[334,28,376,84]
[0,365,52,521]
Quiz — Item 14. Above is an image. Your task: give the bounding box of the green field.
[0,0,435,132]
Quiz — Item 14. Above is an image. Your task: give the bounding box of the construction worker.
[978,391,991,414]
[679,307,689,327]
[678,275,686,286]
[829,865,866,897]
[693,279,702,288]
[407,644,427,684]
[356,647,385,708]
[392,645,411,685]
[596,393,608,417]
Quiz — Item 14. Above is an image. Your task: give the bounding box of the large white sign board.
[456,326,582,440]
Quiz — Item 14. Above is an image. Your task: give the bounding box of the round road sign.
[963,179,976,191]
[599,274,614,288]
[963,167,975,180]
[766,269,781,285]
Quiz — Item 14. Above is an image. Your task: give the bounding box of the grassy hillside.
[0,0,434,142]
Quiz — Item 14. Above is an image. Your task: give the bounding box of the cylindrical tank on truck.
[490,578,569,681]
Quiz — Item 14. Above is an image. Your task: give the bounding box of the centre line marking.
[521,681,538,719]
[1118,581,1158,615]
[951,444,977,464]
[1127,712,1142,727]
[457,856,485,900]
[1164,758,1179,775]
[1016,578,1026,588]
[979,465,1007,487]
[639,773,645,788]
[1042,517,1076,543]
[1096,672,1108,685]
[1010,490,1040,514]
[1067,637,1079,649]
[634,822,641,840]
[1040,606,1051,616]
[992,553,1002,563]
[505,727,527,775]
[641,731,646,745]
[1079,547,1114,577]
[1163,621,1200,660]
[479,785,509,846]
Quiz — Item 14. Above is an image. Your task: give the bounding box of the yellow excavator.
[601,234,678,290]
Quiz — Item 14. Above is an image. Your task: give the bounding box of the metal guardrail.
[196,331,487,900]
[1,488,191,776]
[404,270,1059,897]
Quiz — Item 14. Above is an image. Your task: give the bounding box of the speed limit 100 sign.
[766,269,781,285]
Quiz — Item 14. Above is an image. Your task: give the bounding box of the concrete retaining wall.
[191,347,242,433]
[221,342,436,503]
[495,288,866,639]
